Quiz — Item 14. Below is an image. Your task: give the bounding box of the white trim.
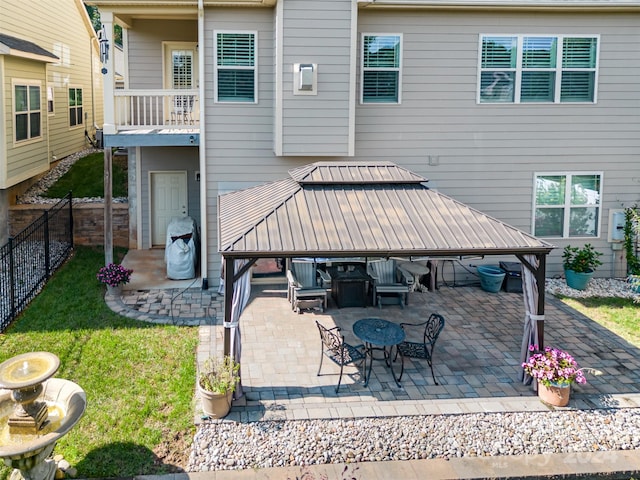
[360,32,403,105]
[12,78,43,147]
[274,0,283,155]
[348,1,358,156]
[213,30,258,104]
[162,41,199,90]
[477,34,600,105]
[532,171,604,239]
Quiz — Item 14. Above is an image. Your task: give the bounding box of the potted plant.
[198,355,240,419]
[562,243,603,290]
[97,263,133,296]
[522,345,587,407]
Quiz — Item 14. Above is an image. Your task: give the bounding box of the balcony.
[113,89,199,131]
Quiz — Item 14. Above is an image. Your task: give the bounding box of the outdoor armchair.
[367,259,413,308]
[315,321,365,393]
[396,313,445,384]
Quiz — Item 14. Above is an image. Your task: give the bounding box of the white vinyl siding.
[479,35,599,104]
[215,31,257,103]
[13,80,42,143]
[361,34,402,104]
[534,173,602,238]
[68,87,83,127]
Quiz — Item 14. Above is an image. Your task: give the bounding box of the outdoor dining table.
[353,317,405,387]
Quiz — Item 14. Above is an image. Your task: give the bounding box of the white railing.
[113,89,199,130]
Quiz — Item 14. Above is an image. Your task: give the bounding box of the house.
[0,0,104,244]
[88,0,640,289]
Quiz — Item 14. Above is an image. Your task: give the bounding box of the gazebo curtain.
[223,259,252,399]
[519,253,544,389]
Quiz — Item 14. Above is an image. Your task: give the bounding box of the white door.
[150,171,188,246]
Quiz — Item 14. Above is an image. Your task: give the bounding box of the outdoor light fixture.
[99,25,109,74]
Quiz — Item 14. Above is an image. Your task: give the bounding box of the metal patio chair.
[395,313,445,384]
[316,321,365,393]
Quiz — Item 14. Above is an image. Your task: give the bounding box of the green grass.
[558,296,640,347]
[0,246,198,479]
[45,151,128,199]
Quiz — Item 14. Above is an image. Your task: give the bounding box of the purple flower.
[522,345,588,387]
[97,263,133,287]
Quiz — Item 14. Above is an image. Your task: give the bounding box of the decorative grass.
[559,296,640,347]
[44,151,128,199]
[0,246,198,479]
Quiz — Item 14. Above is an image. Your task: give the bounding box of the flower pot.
[477,265,506,293]
[564,269,594,291]
[106,285,122,297]
[199,385,233,419]
[538,381,570,407]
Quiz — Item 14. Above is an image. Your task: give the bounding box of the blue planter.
[564,269,594,291]
[477,265,506,293]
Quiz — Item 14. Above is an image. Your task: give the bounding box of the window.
[69,87,83,127]
[215,32,256,103]
[361,34,402,104]
[534,173,602,238]
[47,85,54,114]
[479,35,598,103]
[14,82,41,142]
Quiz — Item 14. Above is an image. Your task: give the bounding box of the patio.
[196,282,640,423]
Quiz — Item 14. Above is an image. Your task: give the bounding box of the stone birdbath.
[0,352,86,480]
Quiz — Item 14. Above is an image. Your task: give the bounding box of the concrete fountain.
[0,352,86,480]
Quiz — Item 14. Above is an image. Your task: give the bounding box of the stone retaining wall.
[9,203,129,248]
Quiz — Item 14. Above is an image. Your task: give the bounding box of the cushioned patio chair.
[396,313,445,384]
[316,321,365,393]
[367,259,413,308]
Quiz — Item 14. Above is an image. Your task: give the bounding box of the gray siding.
[280,0,353,156]
[128,20,198,90]
[354,9,640,277]
[139,146,200,248]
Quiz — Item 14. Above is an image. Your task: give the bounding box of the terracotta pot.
[538,381,571,407]
[199,385,233,418]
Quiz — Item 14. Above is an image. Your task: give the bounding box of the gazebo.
[217,162,555,390]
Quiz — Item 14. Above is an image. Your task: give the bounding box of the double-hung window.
[479,35,598,103]
[14,81,41,142]
[215,31,257,103]
[69,87,83,127]
[361,34,402,104]
[533,173,602,238]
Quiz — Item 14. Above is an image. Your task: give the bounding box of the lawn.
[0,246,198,479]
[44,150,128,199]
[558,296,640,348]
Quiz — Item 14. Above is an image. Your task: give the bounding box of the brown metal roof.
[218,162,554,258]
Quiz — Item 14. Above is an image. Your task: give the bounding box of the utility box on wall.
[608,209,626,242]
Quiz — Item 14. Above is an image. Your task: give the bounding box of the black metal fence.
[0,193,73,332]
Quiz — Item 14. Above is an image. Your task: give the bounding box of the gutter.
[358,0,640,8]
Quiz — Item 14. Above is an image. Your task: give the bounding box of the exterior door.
[150,171,188,246]
[164,43,199,122]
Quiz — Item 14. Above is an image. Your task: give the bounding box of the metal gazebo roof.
[218,161,554,258]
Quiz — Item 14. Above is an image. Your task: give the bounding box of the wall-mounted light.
[293,63,318,96]
[99,25,109,74]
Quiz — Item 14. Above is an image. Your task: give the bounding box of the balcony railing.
[113,89,199,130]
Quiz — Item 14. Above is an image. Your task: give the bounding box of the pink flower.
[522,346,588,387]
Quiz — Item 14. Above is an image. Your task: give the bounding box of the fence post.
[8,237,16,323]
[68,192,74,249]
[44,211,51,279]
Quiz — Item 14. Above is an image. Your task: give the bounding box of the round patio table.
[353,318,405,387]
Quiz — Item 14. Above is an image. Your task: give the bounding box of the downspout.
[198,0,208,289]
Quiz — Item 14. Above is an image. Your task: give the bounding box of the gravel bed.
[188,409,640,471]
[188,278,640,472]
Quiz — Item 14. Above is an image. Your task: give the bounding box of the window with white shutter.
[215,32,257,103]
